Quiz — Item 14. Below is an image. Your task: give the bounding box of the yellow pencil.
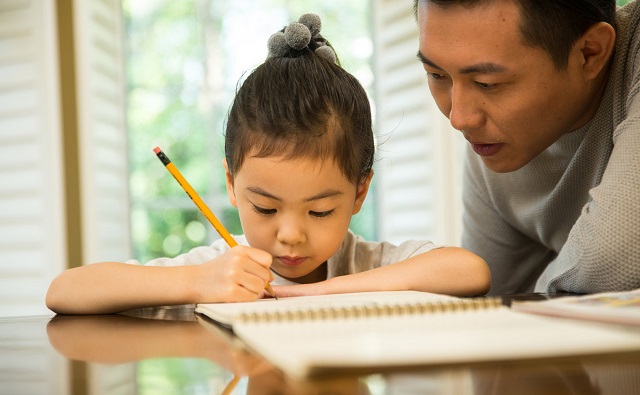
[153,146,277,299]
[221,374,240,395]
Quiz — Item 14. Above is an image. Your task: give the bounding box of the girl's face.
[225,154,371,283]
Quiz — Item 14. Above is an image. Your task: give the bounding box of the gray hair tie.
[267,13,337,64]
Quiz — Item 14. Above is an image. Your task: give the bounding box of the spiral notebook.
[196,291,640,378]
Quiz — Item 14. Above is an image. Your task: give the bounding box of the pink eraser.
[153,146,161,154]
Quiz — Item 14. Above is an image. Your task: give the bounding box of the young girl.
[46,13,490,314]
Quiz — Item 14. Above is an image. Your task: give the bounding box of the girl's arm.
[45,246,273,315]
[274,247,491,298]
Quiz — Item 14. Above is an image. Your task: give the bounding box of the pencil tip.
[265,283,277,299]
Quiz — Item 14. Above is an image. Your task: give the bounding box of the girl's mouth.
[278,256,307,267]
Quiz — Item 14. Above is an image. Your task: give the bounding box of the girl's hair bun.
[267,13,337,64]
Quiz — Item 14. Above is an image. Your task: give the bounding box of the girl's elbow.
[470,255,491,295]
[45,274,74,314]
[45,286,62,314]
[450,249,491,296]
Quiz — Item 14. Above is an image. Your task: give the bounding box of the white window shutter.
[0,0,131,317]
[372,0,464,246]
[0,0,67,317]
[73,0,131,264]
[0,1,70,393]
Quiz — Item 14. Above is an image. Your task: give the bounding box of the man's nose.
[448,86,484,132]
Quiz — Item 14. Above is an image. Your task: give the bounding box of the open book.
[511,289,640,326]
[195,291,640,378]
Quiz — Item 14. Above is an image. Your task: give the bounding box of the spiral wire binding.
[237,297,503,324]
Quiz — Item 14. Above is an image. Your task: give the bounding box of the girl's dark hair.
[414,0,616,69]
[224,39,374,186]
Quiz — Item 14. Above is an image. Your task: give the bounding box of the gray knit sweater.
[462,1,640,295]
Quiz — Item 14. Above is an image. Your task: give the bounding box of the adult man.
[414,0,640,294]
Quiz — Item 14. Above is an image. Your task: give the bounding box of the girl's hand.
[190,246,273,303]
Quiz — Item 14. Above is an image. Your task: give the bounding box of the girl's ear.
[223,159,238,208]
[352,170,374,215]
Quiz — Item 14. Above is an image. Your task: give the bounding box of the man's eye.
[427,72,446,80]
[475,81,498,90]
[252,205,276,215]
[309,210,334,218]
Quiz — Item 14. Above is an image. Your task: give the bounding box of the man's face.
[417,1,593,172]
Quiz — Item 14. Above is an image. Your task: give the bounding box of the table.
[1,296,640,395]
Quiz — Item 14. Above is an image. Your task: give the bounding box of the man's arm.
[537,104,640,293]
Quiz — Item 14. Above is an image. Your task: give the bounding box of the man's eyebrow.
[417,51,507,74]
[416,51,442,69]
[247,187,343,202]
[459,63,507,74]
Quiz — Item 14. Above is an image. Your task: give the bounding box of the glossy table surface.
[1,295,640,395]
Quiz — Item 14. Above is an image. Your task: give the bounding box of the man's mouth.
[471,143,503,157]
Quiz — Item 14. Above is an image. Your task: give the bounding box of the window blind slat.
[373,0,463,246]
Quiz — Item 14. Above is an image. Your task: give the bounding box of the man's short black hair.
[414,0,617,69]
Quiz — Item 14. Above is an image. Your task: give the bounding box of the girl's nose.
[276,218,307,245]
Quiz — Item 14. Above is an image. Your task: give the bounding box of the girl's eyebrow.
[247,187,343,202]
[304,189,344,202]
[247,187,280,200]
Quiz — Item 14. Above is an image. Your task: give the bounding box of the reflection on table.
[1,304,640,394]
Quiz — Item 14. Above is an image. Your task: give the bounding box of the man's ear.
[352,170,374,215]
[223,159,238,208]
[575,21,616,81]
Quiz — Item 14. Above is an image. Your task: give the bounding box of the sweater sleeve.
[537,80,640,293]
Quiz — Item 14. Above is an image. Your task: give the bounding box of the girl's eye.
[309,210,334,218]
[252,205,276,216]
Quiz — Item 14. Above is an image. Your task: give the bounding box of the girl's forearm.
[46,262,196,314]
[277,247,490,297]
